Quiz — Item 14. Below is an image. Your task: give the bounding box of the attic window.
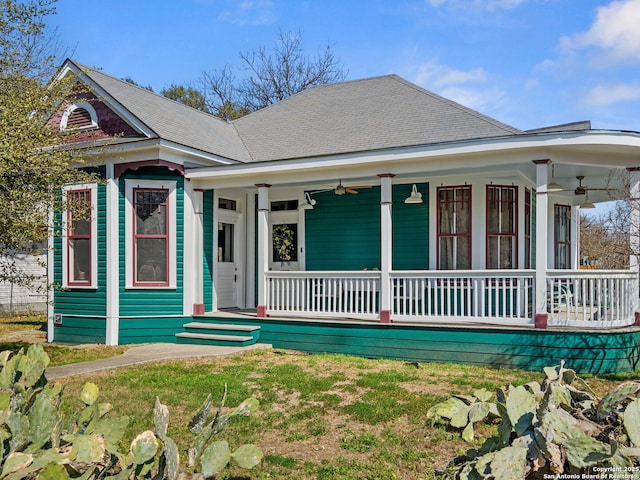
[60,102,98,132]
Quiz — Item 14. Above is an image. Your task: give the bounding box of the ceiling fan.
[572,176,609,195]
[334,180,371,195]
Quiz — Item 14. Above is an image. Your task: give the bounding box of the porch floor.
[199,308,640,334]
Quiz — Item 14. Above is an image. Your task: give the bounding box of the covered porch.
[187,131,640,332]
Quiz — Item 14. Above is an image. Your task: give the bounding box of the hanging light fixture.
[404,184,423,204]
[547,164,563,192]
[298,192,316,210]
[580,190,595,209]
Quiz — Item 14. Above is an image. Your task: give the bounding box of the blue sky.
[53,0,640,133]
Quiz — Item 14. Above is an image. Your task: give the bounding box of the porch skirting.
[51,313,640,374]
[195,314,640,375]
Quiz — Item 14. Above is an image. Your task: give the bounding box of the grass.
[0,314,128,365]
[1,314,638,479]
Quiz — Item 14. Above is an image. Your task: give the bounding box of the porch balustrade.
[266,271,381,320]
[264,270,638,328]
[390,271,534,323]
[547,270,639,328]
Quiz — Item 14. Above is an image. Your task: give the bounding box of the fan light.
[404,184,423,204]
[334,180,346,195]
[548,165,563,192]
[580,191,595,209]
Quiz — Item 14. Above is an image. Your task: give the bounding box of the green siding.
[118,317,187,344]
[195,316,640,374]
[53,183,108,318]
[119,168,185,317]
[305,184,429,271]
[392,183,429,269]
[305,188,381,270]
[53,316,106,344]
[203,190,214,311]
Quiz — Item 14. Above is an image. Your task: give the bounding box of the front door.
[216,198,243,308]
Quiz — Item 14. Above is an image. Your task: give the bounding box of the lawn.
[1,315,638,479]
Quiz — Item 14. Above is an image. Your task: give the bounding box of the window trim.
[436,185,472,270]
[485,185,518,269]
[554,203,572,269]
[62,184,98,289]
[524,188,532,269]
[125,179,177,289]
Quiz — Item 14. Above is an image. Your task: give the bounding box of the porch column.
[192,189,205,315]
[105,162,120,345]
[628,168,640,326]
[256,184,271,318]
[379,174,394,324]
[533,160,550,329]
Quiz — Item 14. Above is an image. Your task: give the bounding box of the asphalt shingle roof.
[232,74,523,162]
[79,64,251,162]
[76,63,527,163]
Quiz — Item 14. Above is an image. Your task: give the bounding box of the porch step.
[176,322,260,347]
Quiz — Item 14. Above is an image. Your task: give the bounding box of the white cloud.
[412,61,505,111]
[414,62,487,88]
[426,0,526,10]
[216,0,275,25]
[560,0,640,63]
[584,82,640,106]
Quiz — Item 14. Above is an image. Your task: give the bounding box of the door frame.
[213,193,245,309]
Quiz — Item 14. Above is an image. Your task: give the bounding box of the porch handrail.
[546,269,638,328]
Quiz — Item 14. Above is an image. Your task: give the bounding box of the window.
[554,204,571,269]
[271,200,298,211]
[524,188,532,269]
[63,184,97,288]
[437,186,471,269]
[486,185,517,269]
[125,180,177,288]
[60,102,98,132]
[134,189,169,285]
[272,224,298,263]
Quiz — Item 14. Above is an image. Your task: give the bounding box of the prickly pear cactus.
[429,361,640,478]
[0,347,262,479]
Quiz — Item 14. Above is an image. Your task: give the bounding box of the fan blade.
[345,188,359,194]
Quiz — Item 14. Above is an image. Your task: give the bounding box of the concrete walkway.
[45,343,271,380]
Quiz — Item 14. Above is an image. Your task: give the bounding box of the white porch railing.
[264,269,638,328]
[390,270,534,324]
[266,271,381,320]
[547,270,639,328]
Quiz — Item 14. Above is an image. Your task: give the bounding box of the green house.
[47,59,640,373]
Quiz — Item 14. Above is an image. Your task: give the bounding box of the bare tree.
[199,66,250,121]
[580,211,631,269]
[199,31,346,121]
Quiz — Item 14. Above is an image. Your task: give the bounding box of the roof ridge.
[74,60,230,125]
[389,75,522,135]
[233,74,401,124]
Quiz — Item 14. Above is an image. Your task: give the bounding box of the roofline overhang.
[61,137,240,167]
[186,129,640,188]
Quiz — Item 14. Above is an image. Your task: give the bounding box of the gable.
[49,91,142,144]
